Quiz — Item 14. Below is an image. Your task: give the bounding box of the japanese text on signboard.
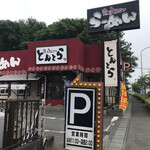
[0,57,21,70]
[120,82,128,110]
[87,1,140,33]
[105,40,118,87]
[36,45,67,65]
[66,129,93,148]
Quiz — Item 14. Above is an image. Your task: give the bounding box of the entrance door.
[47,76,64,100]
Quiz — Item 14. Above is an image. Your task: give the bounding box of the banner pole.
[117,31,121,106]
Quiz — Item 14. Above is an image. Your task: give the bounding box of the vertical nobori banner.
[120,82,128,110]
[104,40,118,87]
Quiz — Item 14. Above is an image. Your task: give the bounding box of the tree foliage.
[132,82,141,94]
[132,75,150,94]
[0,18,46,50]
[0,18,137,81]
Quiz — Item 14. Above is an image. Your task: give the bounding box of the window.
[17,82,31,96]
[84,74,100,82]
[0,82,9,96]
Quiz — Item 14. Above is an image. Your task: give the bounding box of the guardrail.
[2,99,40,150]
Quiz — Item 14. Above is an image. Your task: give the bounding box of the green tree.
[132,75,150,95]
[132,82,141,93]
[18,18,47,49]
[0,18,47,50]
[137,75,150,95]
[0,20,21,50]
[0,18,138,83]
[35,18,121,44]
[35,18,102,44]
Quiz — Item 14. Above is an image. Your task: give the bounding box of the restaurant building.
[0,38,104,105]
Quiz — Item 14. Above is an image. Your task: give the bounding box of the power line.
[134,67,150,70]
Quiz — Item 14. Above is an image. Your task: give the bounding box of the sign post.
[87,0,140,106]
[64,74,103,150]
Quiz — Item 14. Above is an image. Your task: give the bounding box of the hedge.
[133,94,150,109]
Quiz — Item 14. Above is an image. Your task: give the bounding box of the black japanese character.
[109,57,116,64]
[52,54,56,61]
[106,62,110,69]
[108,68,115,78]
[80,132,83,137]
[81,139,87,145]
[107,47,113,57]
[57,48,63,60]
[37,50,44,61]
[76,132,79,137]
[45,54,51,61]
[84,133,88,138]
[71,131,75,136]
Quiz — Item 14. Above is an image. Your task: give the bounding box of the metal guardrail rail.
[1,99,40,150]
[0,99,6,112]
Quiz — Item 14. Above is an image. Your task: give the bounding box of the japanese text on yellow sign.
[120,82,128,110]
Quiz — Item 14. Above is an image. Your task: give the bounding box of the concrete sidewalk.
[103,97,132,150]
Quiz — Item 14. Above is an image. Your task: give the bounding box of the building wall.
[0,50,28,75]
[0,38,103,105]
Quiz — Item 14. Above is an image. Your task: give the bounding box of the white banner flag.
[104,40,118,87]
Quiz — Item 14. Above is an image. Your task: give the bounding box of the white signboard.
[11,84,26,90]
[65,87,96,150]
[104,40,118,86]
[0,84,8,89]
[0,84,26,90]
[36,45,67,65]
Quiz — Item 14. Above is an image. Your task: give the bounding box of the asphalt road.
[125,96,150,150]
[43,104,122,150]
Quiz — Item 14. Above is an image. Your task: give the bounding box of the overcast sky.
[0,0,149,83]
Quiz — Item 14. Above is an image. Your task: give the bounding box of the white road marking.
[44,117,64,120]
[104,116,119,131]
[44,129,64,134]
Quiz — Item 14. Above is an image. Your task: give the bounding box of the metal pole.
[140,46,150,95]
[140,46,150,77]
[102,33,105,107]
[101,33,104,150]
[140,51,143,77]
[117,31,120,105]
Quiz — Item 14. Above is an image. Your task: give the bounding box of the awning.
[0,74,41,81]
